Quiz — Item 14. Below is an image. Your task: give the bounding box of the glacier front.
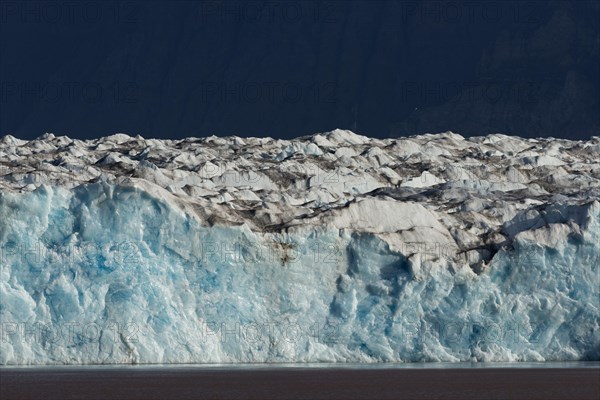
[0,130,599,364]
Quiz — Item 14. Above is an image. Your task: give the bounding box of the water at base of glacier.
[2,363,598,400]
[3,361,600,371]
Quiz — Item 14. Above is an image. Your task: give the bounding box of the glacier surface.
[0,130,599,364]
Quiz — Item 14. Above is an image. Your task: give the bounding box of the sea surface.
[1,362,599,400]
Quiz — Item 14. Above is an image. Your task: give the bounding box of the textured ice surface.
[0,130,599,364]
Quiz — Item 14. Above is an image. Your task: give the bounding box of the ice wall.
[1,183,598,364]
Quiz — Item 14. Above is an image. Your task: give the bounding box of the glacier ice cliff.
[0,130,599,364]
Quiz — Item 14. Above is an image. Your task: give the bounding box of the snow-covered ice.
[0,130,598,364]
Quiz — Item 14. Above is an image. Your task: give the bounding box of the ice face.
[0,131,599,364]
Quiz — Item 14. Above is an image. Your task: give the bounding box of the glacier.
[0,130,599,364]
